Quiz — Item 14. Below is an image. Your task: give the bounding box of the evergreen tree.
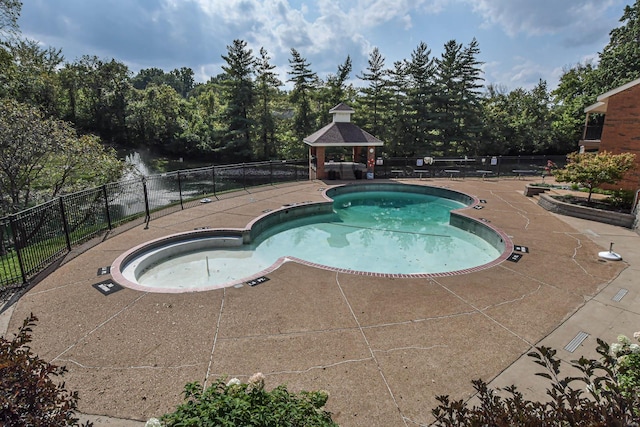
[357,47,388,139]
[318,55,353,124]
[255,47,281,159]
[288,48,317,142]
[386,60,412,156]
[405,41,436,156]
[220,39,256,161]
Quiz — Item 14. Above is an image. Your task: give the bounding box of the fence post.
[59,197,72,251]
[270,161,273,185]
[143,178,151,229]
[102,185,112,230]
[177,171,184,210]
[212,166,217,199]
[8,215,27,284]
[294,161,298,181]
[242,163,246,190]
[497,156,502,178]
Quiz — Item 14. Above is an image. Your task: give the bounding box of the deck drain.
[612,288,629,302]
[564,331,589,353]
[92,280,123,296]
[507,252,523,262]
[246,276,270,287]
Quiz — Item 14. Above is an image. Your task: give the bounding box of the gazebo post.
[352,146,361,162]
[367,147,375,176]
[316,146,326,179]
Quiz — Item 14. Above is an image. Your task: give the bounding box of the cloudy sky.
[19,0,633,91]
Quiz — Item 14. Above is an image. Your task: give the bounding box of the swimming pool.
[112,183,511,292]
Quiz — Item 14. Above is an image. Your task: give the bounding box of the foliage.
[3,1,640,162]
[432,338,640,426]
[160,373,337,427]
[220,39,256,162]
[609,332,640,402]
[0,100,124,216]
[597,0,640,91]
[0,0,20,42]
[288,48,317,143]
[0,314,91,426]
[553,151,636,203]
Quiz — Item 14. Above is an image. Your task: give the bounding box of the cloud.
[467,0,621,46]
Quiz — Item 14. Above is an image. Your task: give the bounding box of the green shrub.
[0,314,91,427]
[160,373,337,426]
[606,189,636,211]
[431,336,640,426]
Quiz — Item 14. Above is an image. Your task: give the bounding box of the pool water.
[134,191,500,289]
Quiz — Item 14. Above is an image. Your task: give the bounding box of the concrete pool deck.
[1,178,638,426]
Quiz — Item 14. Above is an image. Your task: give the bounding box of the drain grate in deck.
[564,331,589,353]
[612,288,629,302]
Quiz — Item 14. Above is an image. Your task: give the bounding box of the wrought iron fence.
[372,155,568,180]
[0,160,307,290]
[1,155,567,290]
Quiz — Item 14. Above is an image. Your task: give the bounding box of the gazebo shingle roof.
[303,122,383,147]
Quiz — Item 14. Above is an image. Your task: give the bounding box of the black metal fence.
[372,155,568,180]
[0,155,569,291]
[0,160,307,290]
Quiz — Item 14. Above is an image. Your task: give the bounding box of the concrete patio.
[1,177,638,426]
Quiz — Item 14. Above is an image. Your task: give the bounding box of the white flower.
[618,334,631,345]
[629,343,640,354]
[247,372,265,392]
[145,418,162,427]
[634,331,640,340]
[226,378,241,387]
[610,342,623,356]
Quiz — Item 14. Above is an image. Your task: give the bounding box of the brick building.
[579,77,640,191]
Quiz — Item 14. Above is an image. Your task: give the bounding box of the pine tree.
[357,47,388,139]
[255,47,281,159]
[405,41,437,156]
[288,48,317,141]
[220,39,256,161]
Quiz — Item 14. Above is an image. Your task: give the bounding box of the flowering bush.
[159,374,337,426]
[432,337,640,426]
[610,332,640,402]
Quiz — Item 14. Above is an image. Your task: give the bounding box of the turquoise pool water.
[130,191,501,289]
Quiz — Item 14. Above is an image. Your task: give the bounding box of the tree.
[126,84,188,154]
[220,39,255,161]
[288,48,317,142]
[357,47,388,139]
[386,60,412,156]
[597,0,640,91]
[551,62,600,153]
[0,0,20,42]
[317,55,353,125]
[4,38,64,116]
[71,56,132,142]
[405,41,437,156]
[553,151,636,204]
[254,47,281,159]
[0,100,123,215]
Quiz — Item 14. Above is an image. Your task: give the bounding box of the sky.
[18,0,634,92]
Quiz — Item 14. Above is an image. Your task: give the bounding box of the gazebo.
[303,103,383,180]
